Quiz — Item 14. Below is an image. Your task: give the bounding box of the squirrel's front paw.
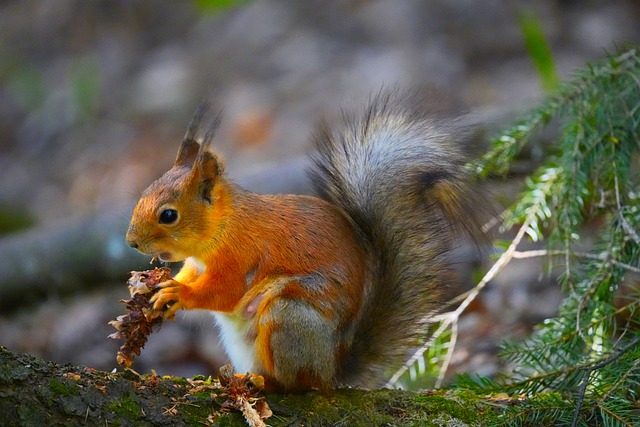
[150,279,184,319]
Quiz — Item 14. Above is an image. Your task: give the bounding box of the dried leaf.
[64,372,81,381]
[216,364,271,427]
[255,400,273,420]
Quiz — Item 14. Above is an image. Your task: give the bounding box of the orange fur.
[127,155,366,389]
[126,92,485,391]
[165,182,365,315]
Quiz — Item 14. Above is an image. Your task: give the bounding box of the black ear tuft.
[174,140,200,167]
[174,100,223,168]
[186,101,223,150]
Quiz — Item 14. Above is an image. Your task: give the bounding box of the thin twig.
[620,216,640,245]
[386,214,534,387]
[512,249,640,274]
[514,244,639,347]
[386,317,453,387]
[482,209,508,233]
[612,171,640,244]
[435,318,458,389]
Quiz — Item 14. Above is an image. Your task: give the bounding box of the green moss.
[106,394,141,421]
[182,403,246,426]
[48,379,78,397]
[264,389,497,426]
[190,390,214,400]
[163,375,188,384]
[269,390,405,426]
[208,413,246,426]
[413,391,501,426]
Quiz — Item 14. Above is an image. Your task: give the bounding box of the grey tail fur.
[309,88,486,387]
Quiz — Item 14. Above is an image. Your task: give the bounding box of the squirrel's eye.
[159,209,179,224]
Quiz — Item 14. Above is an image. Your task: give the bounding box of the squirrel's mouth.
[158,252,174,262]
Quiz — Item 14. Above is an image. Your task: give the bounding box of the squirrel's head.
[126,103,228,263]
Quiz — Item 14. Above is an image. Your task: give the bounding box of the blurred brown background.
[0,0,638,383]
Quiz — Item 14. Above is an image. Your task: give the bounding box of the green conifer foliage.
[465,47,640,426]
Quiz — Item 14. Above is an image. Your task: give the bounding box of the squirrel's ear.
[174,100,223,168]
[191,150,224,203]
[174,139,200,168]
[194,150,224,182]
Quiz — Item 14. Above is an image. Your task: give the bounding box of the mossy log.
[0,347,497,426]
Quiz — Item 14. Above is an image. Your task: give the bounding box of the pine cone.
[108,267,172,367]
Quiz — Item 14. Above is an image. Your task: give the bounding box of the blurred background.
[0,0,638,384]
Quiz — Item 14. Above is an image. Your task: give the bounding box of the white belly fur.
[184,257,258,374]
[213,312,257,374]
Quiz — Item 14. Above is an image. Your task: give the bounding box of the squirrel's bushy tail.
[310,88,486,387]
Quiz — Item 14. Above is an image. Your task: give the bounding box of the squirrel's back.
[310,89,485,387]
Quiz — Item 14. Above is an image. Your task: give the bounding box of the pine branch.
[472,48,640,178]
[452,46,640,427]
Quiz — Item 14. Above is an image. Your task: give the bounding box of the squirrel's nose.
[125,226,139,249]
[125,231,139,249]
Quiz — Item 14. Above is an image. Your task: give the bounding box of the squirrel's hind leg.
[256,295,338,392]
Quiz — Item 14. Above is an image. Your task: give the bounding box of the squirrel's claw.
[163,300,183,320]
[151,279,183,316]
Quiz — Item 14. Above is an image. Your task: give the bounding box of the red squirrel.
[125,89,485,391]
